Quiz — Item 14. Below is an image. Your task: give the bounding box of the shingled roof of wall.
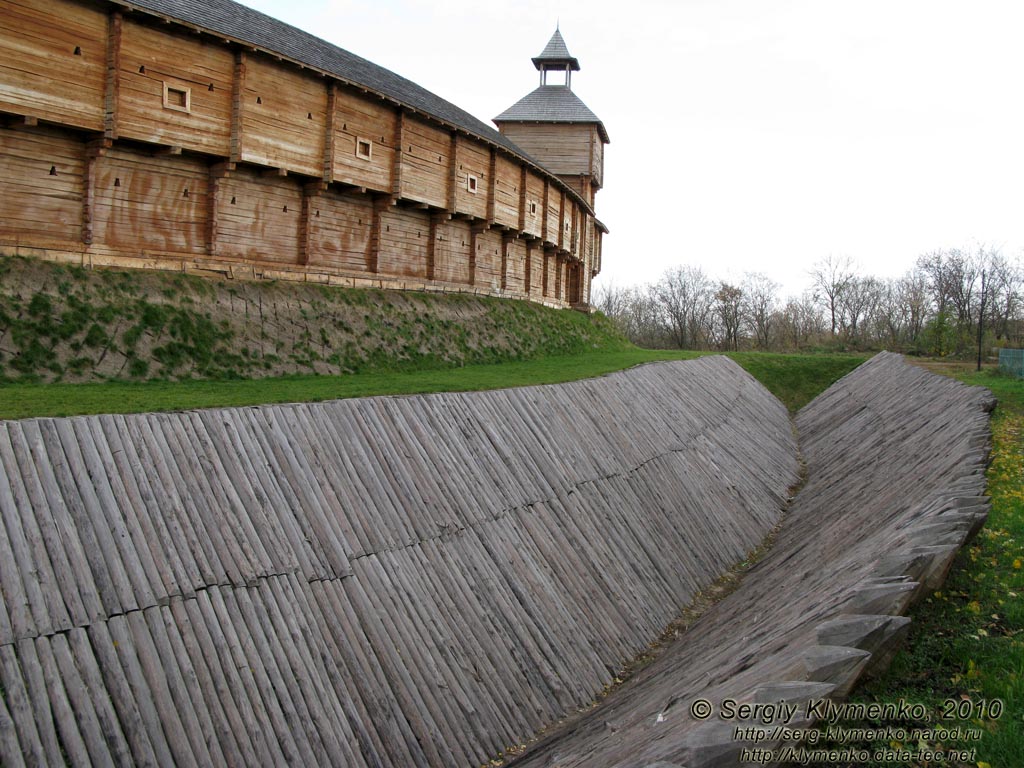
[112,0,596,213]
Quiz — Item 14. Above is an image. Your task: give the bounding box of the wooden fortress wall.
[0,0,603,308]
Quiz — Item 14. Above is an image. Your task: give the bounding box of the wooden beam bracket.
[210,161,235,177]
[86,138,112,159]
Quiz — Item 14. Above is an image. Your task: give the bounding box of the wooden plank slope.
[0,357,797,767]
[511,352,995,767]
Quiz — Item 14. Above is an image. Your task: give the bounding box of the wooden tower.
[493,27,609,208]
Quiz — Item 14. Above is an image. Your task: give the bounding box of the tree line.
[593,247,1023,357]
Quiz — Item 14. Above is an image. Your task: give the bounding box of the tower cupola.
[532,27,580,87]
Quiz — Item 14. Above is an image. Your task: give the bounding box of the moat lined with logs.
[0,353,994,767]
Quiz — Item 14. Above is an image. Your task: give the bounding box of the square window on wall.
[162,82,191,113]
[467,174,478,194]
[355,137,373,160]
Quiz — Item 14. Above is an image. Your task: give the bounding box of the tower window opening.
[162,82,191,113]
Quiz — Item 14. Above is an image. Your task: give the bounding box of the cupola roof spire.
[532,27,580,72]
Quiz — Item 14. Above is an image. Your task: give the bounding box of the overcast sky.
[242,0,1024,298]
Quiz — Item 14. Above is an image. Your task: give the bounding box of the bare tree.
[653,266,715,349]
[915,245,1016,354]
[598,284,667,347]
[714,282,743,351]
[591,281,630,320]
[810,254,855,338]
[871,279,907,349]
[776,292,825,351]
[839,275,881,345]
[896,269,930,349]
[949,248,982,328]
[742,272,779,350]
[984,251,1023,342]
[595,242,1022,355]
[917,247,981,326]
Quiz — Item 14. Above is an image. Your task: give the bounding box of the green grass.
[0,349,865,420]
[812,368,1024,768]
[726,351,866,413]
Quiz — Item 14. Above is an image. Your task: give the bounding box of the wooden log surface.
[511,352,995,767]
[0,354,982,766]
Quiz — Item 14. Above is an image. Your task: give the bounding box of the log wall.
[398,116,449,209]
[545,181,561,246]
[0,124,84,244]
[505,238,527,294]
[453,136,488,219]
[529,244,545,301]
[546,251,559,300]
[0,0,600,309]
[497,123,603,187]
[433,218,472,285]
[91,148,209,255]
[240,57,327,177]
[492,153,520,229]
[0,0,106,131]
[473,227,503,291]
[523,171,545,238]
[214,167,302,264]
[378,206,429,279]
[306,189,373,272]
[116,19,234,155]
[328,87,396,193]
[0,357,798,767]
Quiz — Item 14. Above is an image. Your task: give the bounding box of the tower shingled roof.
[493,86,609,143]
[532,28,580,71]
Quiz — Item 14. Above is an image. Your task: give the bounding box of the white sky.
[241,0,1024,298]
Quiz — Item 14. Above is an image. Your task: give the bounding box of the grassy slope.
[813,369,1023,768]
[0,255,865,418]
[0,255,628,384]
[0,349,865,419]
